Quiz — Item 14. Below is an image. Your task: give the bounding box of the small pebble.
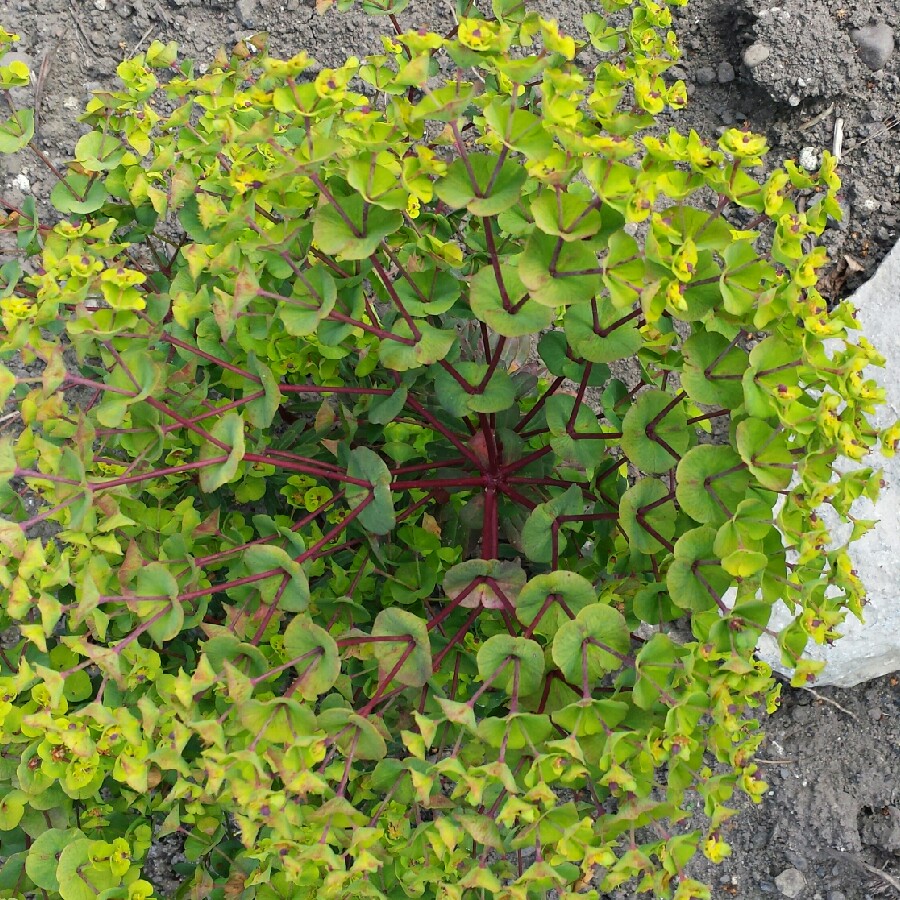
[799,147,819,171]
[743,42,771,68]
[94,0,107,9]
[694,65,717,85]
[717,61,735,83]
[11,173,30,193]
[868,705,884,719]
[851,22,895,71]
[788,94,801,107]
[775,868,806,899]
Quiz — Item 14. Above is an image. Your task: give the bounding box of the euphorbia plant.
[0,1,894,897]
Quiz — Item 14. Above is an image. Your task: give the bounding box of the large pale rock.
[757,240,900,686]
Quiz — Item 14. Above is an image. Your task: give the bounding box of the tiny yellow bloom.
[702,834,732,863]
[406,194,421,219]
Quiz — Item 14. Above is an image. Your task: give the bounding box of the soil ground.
[1,0,899,897]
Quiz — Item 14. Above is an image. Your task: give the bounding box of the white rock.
[11,173,30,192]
[757,238,900,686]
[798,146,819,171]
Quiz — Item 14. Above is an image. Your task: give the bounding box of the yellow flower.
[702,834,732,863]
[496,72,524,97]
[1,295,35,321]
[315,68,347,100]
[882,420,900,457]
[457,18,501,52]
[406,194,421,219]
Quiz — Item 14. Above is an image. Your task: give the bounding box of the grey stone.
[851,23,895,71]
[775,868,806,898]
[757,237,900,685]
[743,42,771,68]
[828,893,846,900]
[717,61,735,83]
[236,0,257,27]
[694,66,716,85]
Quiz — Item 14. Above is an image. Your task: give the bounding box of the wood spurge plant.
[0,0,894,897]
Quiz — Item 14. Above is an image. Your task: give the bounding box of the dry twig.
[842,114,900,158]
[799,103,835,133]
[798,685,859,722]
[32,42,55,141]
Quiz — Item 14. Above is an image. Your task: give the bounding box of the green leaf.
[74,131,125,172]
[482,97,553,160]
[520,485,583,563]
[390,267,461,317]
[442,559,526,610]
[0,789,25,830]
[531,188,610,242]
[371,608,431,687]
[279,266,337,336]
[537,331,610,385]
[345,446,396,534]
[368,387,408,425]
[57,839,119,900]
[519,231,601,307]
[26,828,84,892]
[238,698,316,745]
[552,603,630,683]
[515,570,597,638]
[313,194,402,260]
[564,298,643,364]
[714,519,768,577]
[135,562,184,645]
[433,153,527,215]
[243,544,309,612]
[198,412,245,492]
[0,853,28,894]
[469,260,554,338]
[283,615,340,699]
[634,633,681,709]
[476,634,544,697]
[735,418,794,491]
[621,390,691,474]
[680,331,747,409]
[318,709,387,761]
[602,231,646,309]
[675,445,751,525]
[245,354,282,429]
[378,321,456,372]
[50,171,108,215]
[619,478,676,555]
[0,108,33,153]
[720,240,774,315]
[667,526,731,611]
[433,362,516,416]
[0,437,15,488]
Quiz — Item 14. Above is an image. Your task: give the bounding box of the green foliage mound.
[0,2,895,898]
